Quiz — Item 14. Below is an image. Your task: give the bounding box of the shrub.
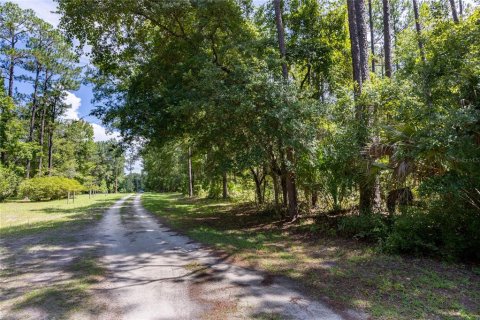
[0,165,19,201]
[338,214,389,242]
[384,207,480,261]
[19,176,84,201]
[381,172,480,261]
[382,210,442,256]
[333,207,480,261]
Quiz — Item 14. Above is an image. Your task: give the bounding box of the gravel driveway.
[1,194,363,320]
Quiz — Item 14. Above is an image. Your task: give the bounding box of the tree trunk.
[412,0,426,63]
[383,0,392,78]
[222,172,228,200]
[449,0,459,23]
[8,37,15,98]
[368,0,375,73]
[312,190,318,208]
[47,103,55,176]
[348,0,374,214]
[255,179,263,204]
[188,146,193,197]
[38,106,47,176]
[262,176,268,204]
[269,155,282,209]
[271,172,280,209]
[359,178,375,213]
[47,127,54,175]
[459,0,463,17]
[285,147,298,219]
[373,0,393,210]
[273,0,299,220]
[392,4,400,71]
[355,0,370,83]
[37,70,50,176]
[8,62,14,98]
[273,0,288,80]
[280,172,288,207]
[347,0,362,94]
[250,167,265,205]
[25,66,41,178]
[114,164,118,194]
[374,175,382,210]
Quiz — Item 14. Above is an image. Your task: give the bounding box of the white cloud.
[61,91,81,120]
[91,123,120,142]
[60,91,119,142]
[6,0,60,27]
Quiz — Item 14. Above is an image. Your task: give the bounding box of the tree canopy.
[1,0,479,259]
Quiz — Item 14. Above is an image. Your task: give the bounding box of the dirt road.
[93,195,361,319]
[1,195,363,320]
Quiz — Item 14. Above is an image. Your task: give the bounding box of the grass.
[0,193,121,319]
[14,250,108,318]
[142,192,480,320]
[0,193,126,237]
[68,253,107,281]
[15,281,90,314]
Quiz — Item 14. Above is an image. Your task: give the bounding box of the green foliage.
[0,165,19,201]
[143,143,187,193]
[92,140,125,193]
[0,88,31,173]
[120,173,144,192]
[383,207,480,261]
[51,120,96,179]
[315,120,359,210]
[19,176,84,201]
[338,214,389,242]
[382,210,442,256]
[53,0,480,262]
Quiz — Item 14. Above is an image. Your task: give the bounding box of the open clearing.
[0,194,126,237]
[1,192,479,319]
[1,194,365,320]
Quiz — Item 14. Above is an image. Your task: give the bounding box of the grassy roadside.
[11,249,109,318]
[0,193,126,237]
[0,195,130,319]
[142,192,480,320]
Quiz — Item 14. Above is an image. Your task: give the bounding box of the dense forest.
[0,2,144,198]
[2,0,479,260]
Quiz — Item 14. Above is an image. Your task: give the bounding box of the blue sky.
[4,0,268,139]
[1,0,120,142]
[3,0,269,172]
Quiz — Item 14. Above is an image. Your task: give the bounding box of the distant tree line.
[0,2,130,199]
